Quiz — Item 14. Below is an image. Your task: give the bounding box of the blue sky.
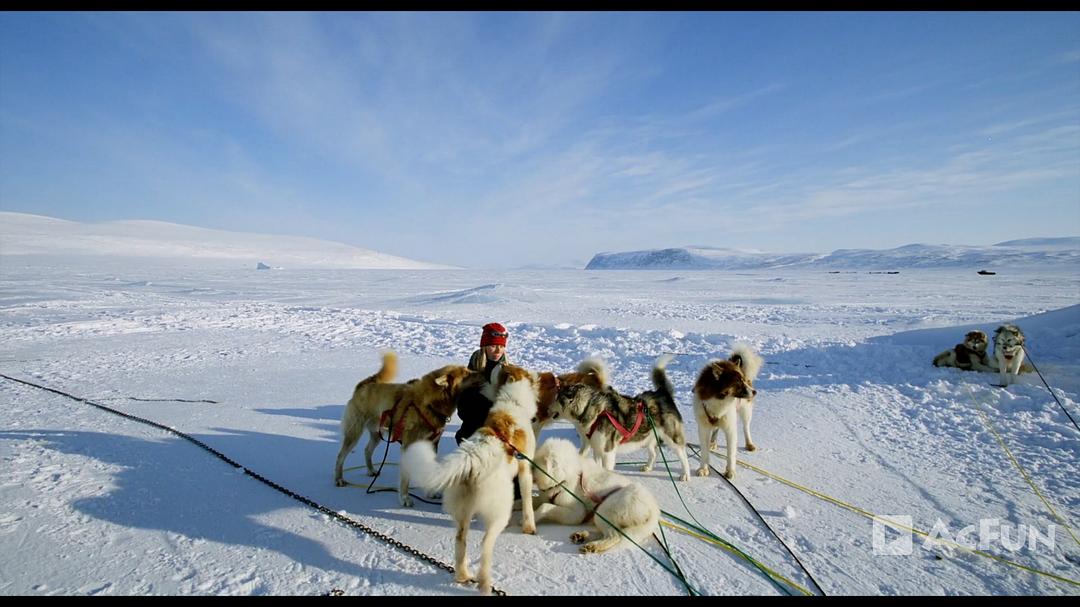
[1,12,1078,268]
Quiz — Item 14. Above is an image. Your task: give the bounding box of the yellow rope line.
[963,384,1080,553]
[660,520,814,596]
[692,446,1080,588]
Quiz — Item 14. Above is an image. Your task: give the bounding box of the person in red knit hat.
[456,323,511,444]
[468,322,510,380]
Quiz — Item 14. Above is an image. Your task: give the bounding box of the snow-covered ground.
[2,257,1079,595]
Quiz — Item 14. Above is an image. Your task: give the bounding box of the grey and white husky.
[993,324,1031,386]
[547,354,692,481]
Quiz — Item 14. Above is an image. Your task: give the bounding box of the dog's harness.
[579,472,625,524]
[704,407,722,426]
[587,401,645,444]
[379,401,445,444]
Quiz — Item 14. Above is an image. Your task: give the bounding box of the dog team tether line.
[1021,345,1080,434]
[0,372,507,597]
[686,443,1080,589]
[642,408,824,596]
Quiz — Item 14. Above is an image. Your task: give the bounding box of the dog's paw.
[723,468,736,481]
[745,442,758,452]
[679,472,690,482]
[454,570,474,584]
[570,531,590,544]
[696,466,710,477]
[708,442,718,452]
[640,464,653,473]
[579,543,601,554]
[522,523,536,535]
[400,494,414,508]
[334,478,347,487]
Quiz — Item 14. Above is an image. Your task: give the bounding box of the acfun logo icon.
[872,515,1057,556]
[872,515,914,555]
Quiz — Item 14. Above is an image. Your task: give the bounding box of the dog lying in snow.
[692,345,763,481]
[933,330,996,372]
[531,437,660,553]
[548,354,692,481]
[402,363,540,595]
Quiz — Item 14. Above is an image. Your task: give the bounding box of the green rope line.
[661,511,814,597]
[641,407,794,596]
[522,448,701,596]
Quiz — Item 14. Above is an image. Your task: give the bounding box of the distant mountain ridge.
[0,212,453,269]
[585,240,1080,270]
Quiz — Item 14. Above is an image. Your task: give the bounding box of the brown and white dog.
[402,363,540,595]
[333,352,483,506]
[692,345,763,481]
[933,330,996,372]
[993,324,1033,386]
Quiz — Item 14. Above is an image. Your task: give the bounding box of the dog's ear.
[434,373,450,388]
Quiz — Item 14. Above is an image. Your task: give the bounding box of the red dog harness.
[580,472,625,523]
[586,401,645,444]
[379,401,444,444]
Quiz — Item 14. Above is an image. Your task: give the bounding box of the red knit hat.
[480,323,508,347]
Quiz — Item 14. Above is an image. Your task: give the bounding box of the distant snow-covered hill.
[586,240,1080,270]
[0,212,454,270]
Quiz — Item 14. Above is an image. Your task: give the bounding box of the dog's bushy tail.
[401,435,507,493]
[651,354,675,396]
[375,351,397,383]
[577,356,609,387]
[729,344,763,381]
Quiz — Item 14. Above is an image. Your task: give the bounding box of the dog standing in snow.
[547,354,692,481]
[692,345,763,481]
[401,363,539,595]
[531,438,660,554]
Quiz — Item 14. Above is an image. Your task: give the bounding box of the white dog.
[531,438,660,554]
[993,324,1029,386]
[401,363,539,595]
[692,345,764,481]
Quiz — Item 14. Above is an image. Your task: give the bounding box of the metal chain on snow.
[0,372,506,597]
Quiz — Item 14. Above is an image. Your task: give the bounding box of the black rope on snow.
[362,428,442,506]
[0,372,505,597]
[686,442,827,597]
[1021,345,1080,434]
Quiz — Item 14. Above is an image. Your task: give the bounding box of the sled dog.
[933,330,996,372]
[993,324,1032,386]
[402,364,540,595]
[548,354,692,481]
[532,437,660,553]
[692,345,763,481]
[333,352,482,506]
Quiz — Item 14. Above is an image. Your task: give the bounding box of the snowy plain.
[1,223,1079,595]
